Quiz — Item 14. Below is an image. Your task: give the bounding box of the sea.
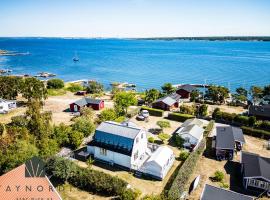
[0,38,270,91]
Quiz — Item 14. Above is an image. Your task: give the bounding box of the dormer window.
[136,137,139,143]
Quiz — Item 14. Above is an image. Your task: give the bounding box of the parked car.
[141,110,149,118]
[136,115,145,121]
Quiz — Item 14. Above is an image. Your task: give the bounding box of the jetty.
[173,83,210,88]
[35,72,56,78]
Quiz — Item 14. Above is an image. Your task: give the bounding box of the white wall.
[180,133,198,146]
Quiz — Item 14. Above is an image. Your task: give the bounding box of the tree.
[236,87,248,97]
[196,104,208,117]
[68,130,84,149]
[72,117,95,137]
[86,81,104,94]
[175,135,185,148]
[156,121,171,130]
[0,76,22,99]
[113,91,137,116]
[179,151,189,161]
[53,123,71,147]
[47,79,64,89]
[248,116,256,127]
[39,138,59,158]
[206,85,229,104]
[161,83,175,95]
[263,85,270,96]
[0,123,4,136]
[190,89,200,102]
[99,108,117,122]
[80,107,94,119]
[145,89,160,105]
[250,86,263,100]
[66,83,84,92]
[21,77,47,102]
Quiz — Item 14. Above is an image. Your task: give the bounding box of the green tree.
[161,83,175,95]
[190,89,200,102]
[196,104,208,117]
[0,76,22,99]
[263,85,270,96]
[72,117,95,137]
[39,138,59,158]
[0,123,4,136]
[250,86,263,100]
[175,135,185,148]
[86,81,104,94]
[248,116,256,127]
[114,91,137,116]
[68,130,84,149]
[145,89,160,105]
[80,107,94,119]
[179,151,190,161]
[66,83,84,92]
[47,79,64,89]
[53,123,71,146]
[21,77,47,102]
[236,87,248,97]
[206,85,229,104]
[99,108,117,122]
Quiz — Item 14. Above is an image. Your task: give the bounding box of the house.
[248,104,270,120]
[87,121,149,170]
[214,126,245,160]
[152,93,181,111]
[200,184,253,200]
[0,99,16,114]
[140,146,174,180]
[176,118,204,150]
[0,158,62,200]
[87,121,175,180]
[70,97,104,112]
[176,84,197,99]
[241,151,270,194]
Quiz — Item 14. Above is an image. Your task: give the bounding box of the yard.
[188,134,270,200]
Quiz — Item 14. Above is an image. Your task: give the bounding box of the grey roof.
[73,97,103,107]
[232,127,245,143]
[216,126,235,149]
[182,118,203,127]
[201,184,253,200]
[178,124,204,140]
[154,93,181,106]
[241,151,270,180]
[177,84,196,93]
[249,104,270,118]
[96,121,141,139]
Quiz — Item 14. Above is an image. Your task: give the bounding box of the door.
[74,105,78,112]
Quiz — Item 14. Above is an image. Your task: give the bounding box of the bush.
[114,116,126,123]
[47,79,64,89]
[99,108,117,122]
[203,120,215,137]
[141,106,164,117]
[175,135,185,148]
[119,188,141,200]
[241,126,270,140]
[47,157,128,196]
[212,171,224,182]
[168,140,205,200]
[47,88,66,96]
[234,115,249,126]
[72,117,95,137]
[157,121,171,129]
[0,123,4,135]
[257,120,270,130]
[148,137,155,143]
[220,182,229,189]
[66,83,84,92]
[158,133,171,142]
[87,81,104,94]
[68,130,84,149]
[179,105,195,115]
[179,151,189,161]
[168,113,194,122]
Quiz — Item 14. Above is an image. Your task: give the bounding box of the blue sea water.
[0,38,270,91]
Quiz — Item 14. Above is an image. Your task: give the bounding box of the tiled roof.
[73,97,103,107]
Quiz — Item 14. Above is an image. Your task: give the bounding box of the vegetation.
[145,88,160,105]
[205,85,229,104]
[168,113,194,122]
[140,106,164,117]
[241,126,270,140]
[0,76,22,99]
[47,88,66,96]
[114,91,137,116]
[212,170,224,182]
[190,89,200,102]
[195,104,208,117]
[47,79,64,89]
[148,137,155,143]
[99,108,117,122]
[158,133,171,142]
[250,85,263,99]
[0,123,4,135]
[232,87,248,103]
[66,83,84,92]
[203,120,215,137]
[179,104,195,115]
[119,188,141,200]
[161,83,175,95]
[86,81,104,94]
[179,151,189,161]
[72,117,95,137]
[157,121,171,129]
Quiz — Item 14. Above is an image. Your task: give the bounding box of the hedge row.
[141,106,164,117]
[241,126,270,140]
[168,113,194,122]
[167,139,206,200]
[203,120,215,137]
[47,157,128,196]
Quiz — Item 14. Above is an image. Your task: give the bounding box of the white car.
[141,110,149,118]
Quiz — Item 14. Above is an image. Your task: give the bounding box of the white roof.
[181,118,203,127]
[147,146,174,167]
[177,124,204,140]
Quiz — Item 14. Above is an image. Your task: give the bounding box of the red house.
[152,93,181,111]
[176,84,197,99]
[70,97,104,112]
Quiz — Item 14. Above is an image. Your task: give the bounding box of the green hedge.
[168,113,194,122]
[47,157,128,196]
[141,106,164,117]
[168,140,206,200]
[203,120,215,137]
[241,126,270,140]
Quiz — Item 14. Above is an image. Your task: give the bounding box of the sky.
[0,0,270,38]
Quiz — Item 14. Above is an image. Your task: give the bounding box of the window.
[141,133,144,139]
[136,137,139,143]
[100,148,107,156]
[134,151,138,160]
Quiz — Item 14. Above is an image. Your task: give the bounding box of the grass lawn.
[47,88,67,96]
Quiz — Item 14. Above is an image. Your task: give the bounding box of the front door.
[74,105,78,112]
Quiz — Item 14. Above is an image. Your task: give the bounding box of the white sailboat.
[73,51,79,62]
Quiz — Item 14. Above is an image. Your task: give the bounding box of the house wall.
[176,89,190,99]
[216,148,234,160]
[70,103,81,112]
[180,133,199,147]
[0,102,9,112]
[93,146,131,169]
[244,177,270,192]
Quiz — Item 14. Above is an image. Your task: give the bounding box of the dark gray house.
[200,184,253,200]
[214,126,245,160]
[248,104,270,120]
[241,151,270,194]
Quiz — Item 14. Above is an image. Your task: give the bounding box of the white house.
[0,99,16,114]
[176,118,204,150]
[140,146,175,180]
[87,121,175,180]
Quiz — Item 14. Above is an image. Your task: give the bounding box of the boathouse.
[70,97,104,112]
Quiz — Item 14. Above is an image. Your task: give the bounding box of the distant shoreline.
[0,49,30,56]
[0,36,270,42]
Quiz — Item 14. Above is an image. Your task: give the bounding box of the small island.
[0,49,30,56]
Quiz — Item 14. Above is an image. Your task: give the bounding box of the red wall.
[70,103,81,112]
[70,100,105,112]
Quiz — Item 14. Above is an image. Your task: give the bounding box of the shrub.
[179,151,189,161]
[212,171,224,182]
[141,106,164,117]
[148,137,155,143]
[0,123,5,135]
[257,120,270,130]
[168,140,206,200]
[47,157,128,196]
[179,105,195,115]
[72,117,95,137]
[66,83,84,92]
[234,115,249,126]
[99,108,117,122]
[87,81,104,94]
[47,79,64,89]
[158,133,171,142]
[203,120,215,137]
[168,113,194,122]
[119,188,141,200]
[175,135,185,148]
[47,89,66,96]
[241,126,270,140]
[220,182,229,189]
[114,116,126,123]
[68,130,84,149]
[157,121,171,129]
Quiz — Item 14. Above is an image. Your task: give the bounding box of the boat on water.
[73,51,79,62]
[35,72,56,78]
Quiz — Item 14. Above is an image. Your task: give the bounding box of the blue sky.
[0,0,270,37]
